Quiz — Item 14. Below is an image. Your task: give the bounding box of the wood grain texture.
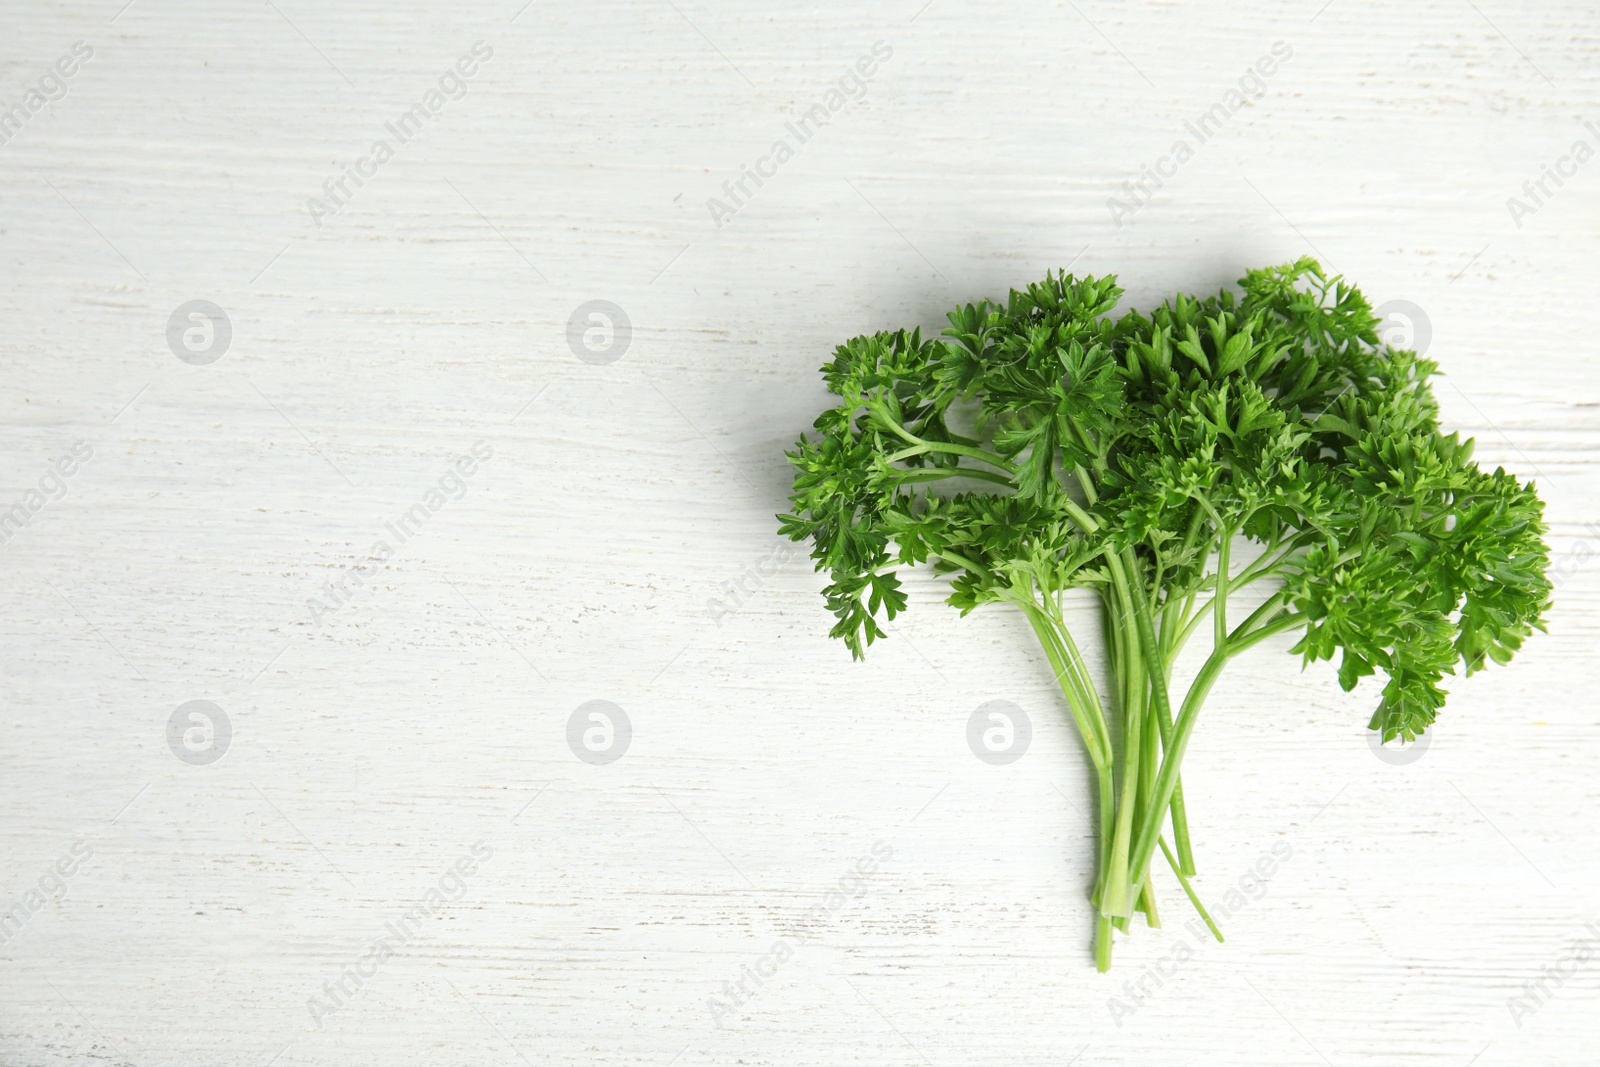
[1,0,1598,1064]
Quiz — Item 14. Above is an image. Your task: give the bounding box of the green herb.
[778,258,1552,969]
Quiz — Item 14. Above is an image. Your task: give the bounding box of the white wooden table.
[2,1,1598,1064]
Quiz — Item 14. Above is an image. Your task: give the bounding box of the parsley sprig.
[779,258,1551,969]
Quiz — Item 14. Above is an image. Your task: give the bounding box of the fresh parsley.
[778,258,1552,969]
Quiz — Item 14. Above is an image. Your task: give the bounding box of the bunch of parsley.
[778,258,1551,968]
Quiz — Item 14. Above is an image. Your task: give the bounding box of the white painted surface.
[1,1,1598,1064]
